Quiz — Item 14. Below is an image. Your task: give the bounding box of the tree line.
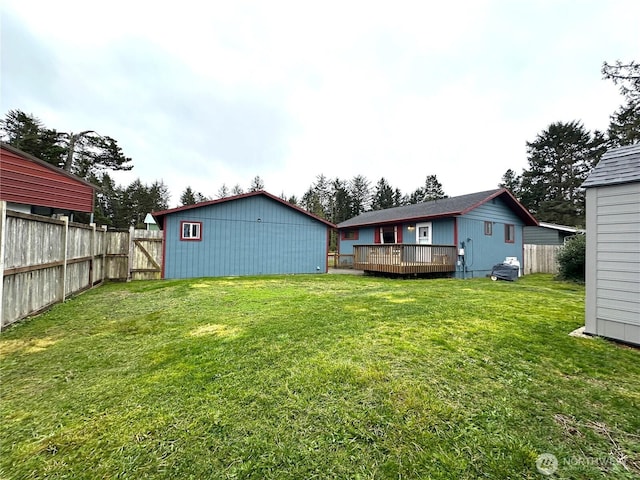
[499,61,639,226]
[1,60,637,229]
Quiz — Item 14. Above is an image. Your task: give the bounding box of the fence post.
[127,226,135,282]
[101,225,107,283]
[90,223,96,286]
[60,216,69,301]
[0,201,6,331]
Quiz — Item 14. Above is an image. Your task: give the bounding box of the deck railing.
[353,244,457,274]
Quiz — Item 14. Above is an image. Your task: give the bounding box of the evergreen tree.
[301,187,326,218]
[499,169,522,197]
[406,188,425,205]
[0,110,132,179]
[371,177,395,210]
[92,172,124,227]
[330,178,353,224]
[121,179,170,228]
[249,175,265,192]
[349,175,371,215]
[603,60,640,146]
[217,184,230,199]
[520,121,607,226]
[0,110,65,167]
[393,188,404,207]
[180,187,198,206]
[423,175,447,201]
[148,180,170,212]
[314,174,331,218]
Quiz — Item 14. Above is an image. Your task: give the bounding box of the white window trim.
[416,222,432,245]
[181,221,202,241]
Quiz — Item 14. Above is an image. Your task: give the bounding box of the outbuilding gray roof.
[338,188,538,228]
[582,144,640,188]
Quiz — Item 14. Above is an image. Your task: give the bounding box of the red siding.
[0,147,95,212]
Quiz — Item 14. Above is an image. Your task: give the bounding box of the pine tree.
[423,175,447,201]
[371,178,395,211]
[249,176,265,192]
[217,184,230,199]
[0,109,132,178]
[603,61,640,146]
[330,178,353,224]
[180,187,198,206]
[499,169,522,197]
[349,175,371,215]
[520,121,607,225]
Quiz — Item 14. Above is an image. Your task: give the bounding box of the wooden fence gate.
[131,230,163,280]
[106,228,163,281]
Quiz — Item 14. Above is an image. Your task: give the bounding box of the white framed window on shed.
[180,221,202,241]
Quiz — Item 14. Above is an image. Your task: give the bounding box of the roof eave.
[338,211,461,229]
[152,190,336,229]
[459,188,538,226]
[0,142,98,191]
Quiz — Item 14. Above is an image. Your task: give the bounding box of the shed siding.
[523,227,562,245]
[163,195,328,278]
[0,148,94,212]
[585,183,640,345]
[456,198,525,278]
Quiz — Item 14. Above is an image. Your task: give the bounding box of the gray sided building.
[523,222,584,245]
[583,144,640,346]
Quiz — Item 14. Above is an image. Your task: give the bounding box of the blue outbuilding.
[153,191,335,278]
[337,189,538,278]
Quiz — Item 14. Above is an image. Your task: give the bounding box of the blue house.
[153,191,335,278]
[337,189,538,278]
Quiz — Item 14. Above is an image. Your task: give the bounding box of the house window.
[505,224,515,243]
[181,221,202,241]
[484,221,493,236]
[341,229,359,241]
[382,226,396,244]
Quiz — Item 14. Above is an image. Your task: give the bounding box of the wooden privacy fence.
[0,203,163,329]
[523,244,562,275]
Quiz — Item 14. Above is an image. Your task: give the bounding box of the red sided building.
[0,142,96,217]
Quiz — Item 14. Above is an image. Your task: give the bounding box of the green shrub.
[556,234,586,282]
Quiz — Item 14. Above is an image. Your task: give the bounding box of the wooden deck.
[353,244,457,275]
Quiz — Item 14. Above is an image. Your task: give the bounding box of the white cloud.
[2,0,638,205]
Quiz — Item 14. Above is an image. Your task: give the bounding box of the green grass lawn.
[1,274,638,479]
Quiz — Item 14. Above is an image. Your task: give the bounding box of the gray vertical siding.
[523,227,563,245]
[163,196,328,278]
[585,183,640,345]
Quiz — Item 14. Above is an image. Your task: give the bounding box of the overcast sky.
[2,0,638,206]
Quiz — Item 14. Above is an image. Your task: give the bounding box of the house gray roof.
[338,188,538,228]
[582,144,640,188]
